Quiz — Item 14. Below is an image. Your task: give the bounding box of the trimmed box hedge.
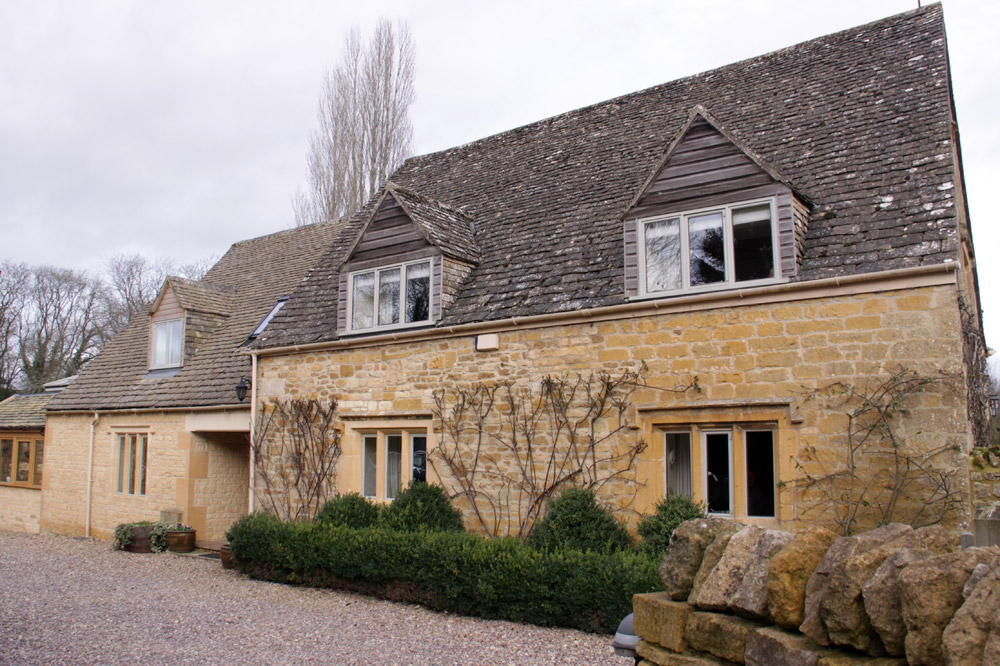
[226,512,661,633]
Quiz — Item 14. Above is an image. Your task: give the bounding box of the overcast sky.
[2,0,997,353]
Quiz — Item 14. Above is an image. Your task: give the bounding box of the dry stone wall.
[636,518,1000,665]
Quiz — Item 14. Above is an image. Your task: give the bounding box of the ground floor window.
[361,430,426,501]
[0,436,43,487]
[662,426,776,518]
[116,433,148,496]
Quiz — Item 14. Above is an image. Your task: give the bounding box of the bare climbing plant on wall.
[796,366,966,535]
[251,398,342,522]
[431,367,697,539]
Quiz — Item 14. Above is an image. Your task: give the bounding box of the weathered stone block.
[686,521,743,604]
[943,564,1000,665]
[659,518,742,600]
[861,548,935,656]
[800,524,912,646]
[823,525,953,654]
[686,611,760,664]
[731,528,795,620]
[962,562,992,600]
[816,655,906,665]
[768,527,838,630]
[695,525,766,611]
[634,592,692,653]
[745,627,829,666]
[901,547,999,666]
[637,641,731,666]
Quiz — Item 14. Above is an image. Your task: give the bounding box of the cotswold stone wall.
[636,518,999,665]
[41,412,247,541]
[258,282,974,534]
[42,412,190,539]
[969,451,1000,510]
[0,486,41,532]
[192,431,249,541]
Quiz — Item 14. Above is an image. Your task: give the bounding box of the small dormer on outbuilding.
[147,277,234,372]
[338,182,478,335]
[623,106,810,300]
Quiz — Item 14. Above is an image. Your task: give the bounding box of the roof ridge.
[404,4,942,167]
[226,219,345,250]
[387,182,475,221]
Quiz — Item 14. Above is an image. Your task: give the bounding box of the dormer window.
[638,199,780,296]
[152,319,183,368]
[350,259,431,332]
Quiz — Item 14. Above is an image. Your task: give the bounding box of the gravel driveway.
[0,531,632,666]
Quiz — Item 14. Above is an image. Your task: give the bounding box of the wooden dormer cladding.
[348,193,434,264]
[623,112,808,297]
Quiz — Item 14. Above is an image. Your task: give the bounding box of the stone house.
[23,6,988,542]
[247,5,987,535]
[39,223,343,541]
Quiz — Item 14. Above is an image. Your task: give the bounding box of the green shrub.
[528,487,631,554]
[316,493,382,528]
[636,494,705,557]
[379,482,464,533]
[224,513,660,633]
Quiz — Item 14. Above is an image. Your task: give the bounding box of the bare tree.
[795,367,966,534]
[293,18,415,226]
[99,251,217,340]
[431,368,698,538]
[0,262,29,399]
[19,266,105,392]
[101,253,174,339]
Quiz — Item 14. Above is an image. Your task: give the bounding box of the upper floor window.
[639,199,779,296]
[152,319,183,368]
[350,259,431,332]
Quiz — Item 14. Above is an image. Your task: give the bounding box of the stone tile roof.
[164,277,234,316]
[386,183,479,263]
[47,221,346,411]
[0,393,52,430]
[255,6,963,349]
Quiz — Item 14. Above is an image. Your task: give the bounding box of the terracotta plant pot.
[124,525,153,553]
[220,544,233,569]
[166,529,196,553]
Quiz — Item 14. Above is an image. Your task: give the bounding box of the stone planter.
[166,529,196,553]
[124,525,153,553]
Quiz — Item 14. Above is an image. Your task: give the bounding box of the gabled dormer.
[147,277,233,372]
[623,106,810,299]
[338,183,478,335]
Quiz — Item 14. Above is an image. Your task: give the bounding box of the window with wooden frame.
[360,429,427,501]
[116,433,148,497]
[0,437,44,488]
[662,426,776,518]
[349,259,431,332]
[639,199,780,296]
[151,319,183,368]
